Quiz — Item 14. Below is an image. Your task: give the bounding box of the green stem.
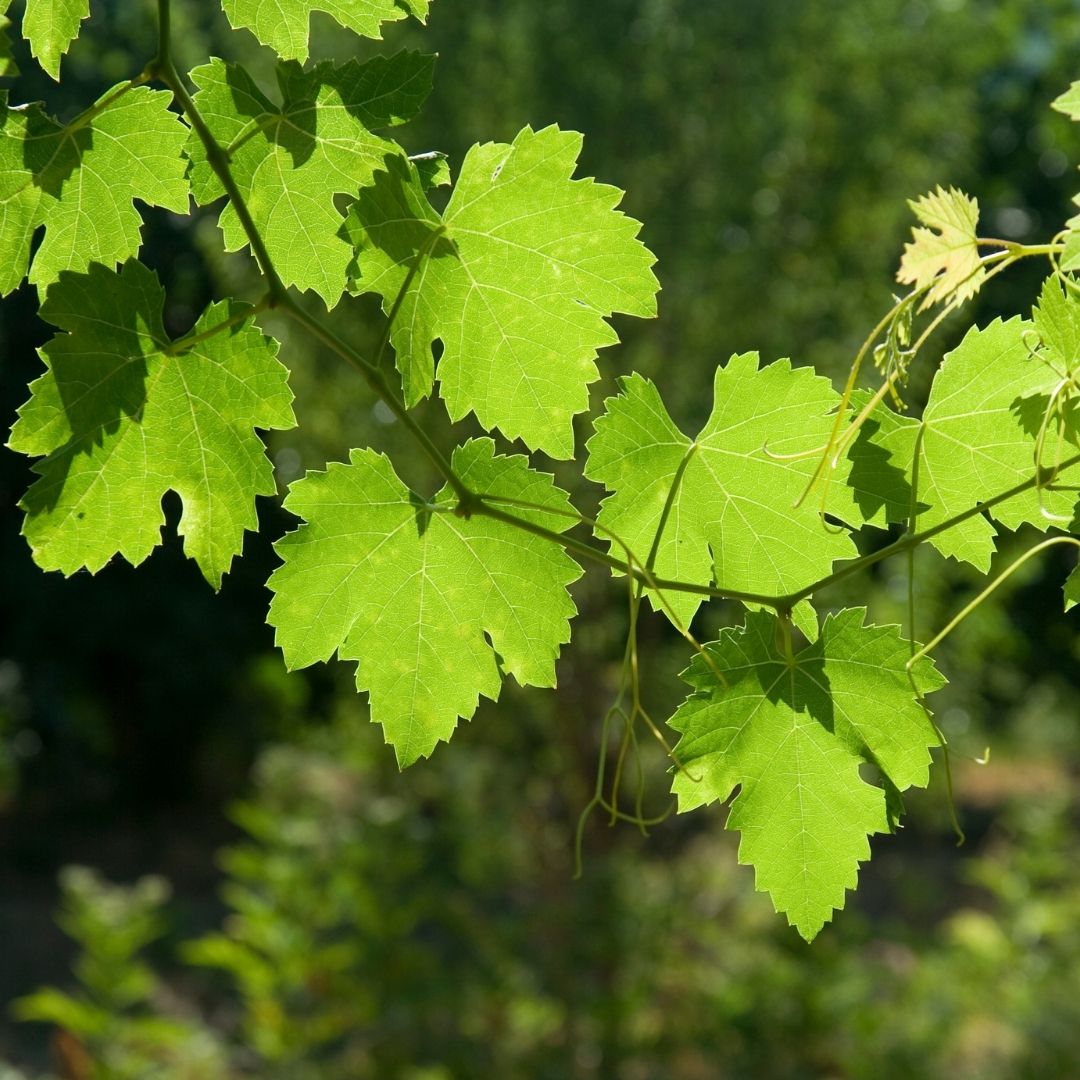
[473,496,774,605]
[645,442,697,572]
[908,535,1080,669]
[69,79,145,133]
[780,452,1080,607]
[282,297,468,500]
[149,0,288,304]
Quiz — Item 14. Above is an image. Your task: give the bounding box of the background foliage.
[3,0,1080,1074]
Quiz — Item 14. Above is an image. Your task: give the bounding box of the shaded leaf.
[0,84,189,295]
[186,52,434,307]
[8,261,295,587]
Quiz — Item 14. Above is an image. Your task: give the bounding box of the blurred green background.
[3,0,1080,1075]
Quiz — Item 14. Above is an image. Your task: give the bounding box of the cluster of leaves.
[4,0,1080,942]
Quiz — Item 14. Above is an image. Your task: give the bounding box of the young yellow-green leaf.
[8,261,295,588]
[669,608,945,940]
[186,52,434,307]
[346,127,659,458]
[267,440,582,766]
[907,312,1079,570]
[222,0,429,65]
[583,359,859,627]
[0,11,19,77]
[0,84,189,296]
[22,0,88,80]
[896,185,984,311]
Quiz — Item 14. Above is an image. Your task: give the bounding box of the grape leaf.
[0,10,19,78]
[902,312,1079,570]
[8,261,295,588]
[0,84,190,296]
[346,126,659,458]
[1052,80,1080,121]
[22,0,88,80]
[222,0,429,65]
[1065,564,1080,612]
[186,52,434,307]
[842,389,923,529]
[583,359,860,628]
[1050,87,1080,271]
[669,608,945,940]
[896,186,984,311]
[267,439,582,766]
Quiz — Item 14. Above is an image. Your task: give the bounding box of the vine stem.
[162,295,272,356]
[280,299,470,500]
[908,535,1080,669]
[148,0,468,501]
[146,0,1080,633]
[779,452,1080,608]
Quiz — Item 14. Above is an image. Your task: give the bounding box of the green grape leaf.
[896,186,984,311]
[1052,80,1080,121]
[0,11,19,78]
[669,608,945,940]
[1032,273,1080,375]
[267,439,582,766]
[842,390,923,529]
[910,312,1079,570]
[222,0,429,65]
[8,261,295,587]
[1061,228,1080,275]
[583,359,860,628]
[745,600,819,643]
[1065,563,1080,612]
[0,84,190,296]
[346,126,659,458]
[186,52,434,307]
[1053,81,1080,268]
[410,149,450,189]
[22,0,88,80]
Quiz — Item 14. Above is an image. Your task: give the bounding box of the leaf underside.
[186,51,435,307]
[8,261,296,588]
[222,0,430,64]
[0,84,190,296]
[669,608,945,940]
[267,440,582,766]
[346,125,660,458]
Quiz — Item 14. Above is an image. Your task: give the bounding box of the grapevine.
[4,0,1080,939]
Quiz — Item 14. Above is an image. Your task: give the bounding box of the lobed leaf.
[222,0,430,65]
[896,185,984,311]
[267,440,582,766]
[186,51,434,307]
[22,0,88,80]
[669,608,945,940]
[0,9,18,78]
[346,127,659,458]
[875,310,1080,571]
[1052,80,1080,122]
[0,84,190,296]
[584,359,869,627]
[7,261,296,588]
